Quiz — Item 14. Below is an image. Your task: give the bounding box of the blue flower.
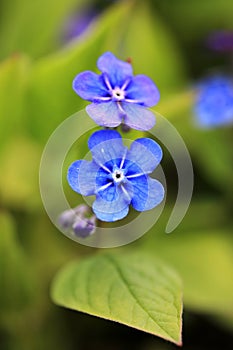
[194,76,233,128]
[62,8,98,42]
[67,130,164,222]
[73,52,160,131]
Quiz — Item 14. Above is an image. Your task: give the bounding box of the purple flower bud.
[58,204,91,230]
[58,209,77,229]
[121,123,131,133]
[73,204,90,216]
[72,215,96,238]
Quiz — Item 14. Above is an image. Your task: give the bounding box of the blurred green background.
[0,0,233,349]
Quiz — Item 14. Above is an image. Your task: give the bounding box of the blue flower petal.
[93,186,130,222]
[125,75,160,107]
[88,129,121,150]
[67,160,82,193]
[97,52,133,88]
[126,138,163,174]
[88,131,126,168]
[73,71,109,102]
[120,102,156,131]
[130,177,164,211]
[86,101,123,127]
[97,182,117,201]
[67,160,99,196]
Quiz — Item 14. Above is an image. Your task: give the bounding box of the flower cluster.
[194,76,233,128]
[66,52,164,234]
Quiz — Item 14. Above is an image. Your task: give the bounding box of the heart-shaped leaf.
[51,252,183,345]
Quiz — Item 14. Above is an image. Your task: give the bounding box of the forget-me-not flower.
[67,130,164,222]
[194,76,233,128]
[73,52,160,131]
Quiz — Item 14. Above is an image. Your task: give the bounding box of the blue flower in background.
[63,9,96,42]
[206,31,233,52]
[67,130,164,222]
[194,76,233,128]
[73,52,160,131]
[62,8,98,42]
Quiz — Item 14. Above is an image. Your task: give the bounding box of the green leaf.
[190,129,233,192]
[0,54,30,151]
[175,115,233,192]
[124,2,187,95]
[51,252,183,345]
[0,0,90,59]
[27,1,133,142]
[0,136,42,210]
[142,228,233,319]
[158,0,233,41]
[0,212,33,317]
[158,89,233,192]
[154,90,194,121]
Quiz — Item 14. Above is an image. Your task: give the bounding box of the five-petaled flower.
[67,130,164,222]
[73,52,160,131]
[194,76,233,128]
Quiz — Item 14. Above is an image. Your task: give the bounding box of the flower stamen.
[119,148,127,169]
[103,73,113,90]
[126,171,150,179]
[112,87,125,101]
[112,169,125,183]
[121,78,131,91]
[96,182,112,193]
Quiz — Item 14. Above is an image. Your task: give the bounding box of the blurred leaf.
[27,1,133,142]
[0,54,30,150]
[190,128,233,192]
[51,252,183,345]
[152,199,230,235]
[157,89,233,192]
[0,212,33,317]
[0,0,91,59]
[158,0,233,41]
[176,115,233,192]
[124,1,187,96]
[142,229,233,320]
[0,137,42,210]
[155,90,194,121]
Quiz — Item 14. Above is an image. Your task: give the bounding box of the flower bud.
[72,215,96,238]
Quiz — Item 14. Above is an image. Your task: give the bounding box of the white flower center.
[111,87,125,101]
[112,169,124,183]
